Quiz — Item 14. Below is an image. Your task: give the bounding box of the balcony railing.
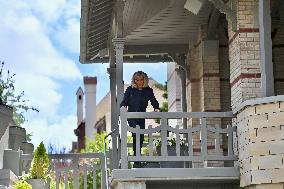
[120,107,237,169]
[20,153,106,189]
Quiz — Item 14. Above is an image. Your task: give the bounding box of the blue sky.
[0,0,167,150]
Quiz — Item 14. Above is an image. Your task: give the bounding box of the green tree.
[0,61,38,141]
[154,82,168,123]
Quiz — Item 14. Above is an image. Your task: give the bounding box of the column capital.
[112,38,126,50]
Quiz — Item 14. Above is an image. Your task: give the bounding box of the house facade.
[79,0,284,189]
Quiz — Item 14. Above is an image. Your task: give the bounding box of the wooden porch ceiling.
[80,0,214,64]
[124,0,212,46]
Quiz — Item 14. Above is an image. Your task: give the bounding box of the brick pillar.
[228,0,262,111]
[201,40,221,112]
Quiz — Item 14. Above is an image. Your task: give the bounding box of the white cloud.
[0,0,83,150]
[55,18,80,53]
[23,115,77,151]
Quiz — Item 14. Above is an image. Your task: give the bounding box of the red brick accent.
[230,73,261,87]
[186,73,220,86]
[83,76,97,84]
[228,28,259,45]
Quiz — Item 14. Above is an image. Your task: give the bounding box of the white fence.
[20,153,106,189]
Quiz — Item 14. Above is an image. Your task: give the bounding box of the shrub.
[13,180,32,189]
[29,142,50,179]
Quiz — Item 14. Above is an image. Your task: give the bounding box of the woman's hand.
[154,109,160,112]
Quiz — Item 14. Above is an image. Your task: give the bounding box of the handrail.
[119,107,237,169]
[103,128,118,189]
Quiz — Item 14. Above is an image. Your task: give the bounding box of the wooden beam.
[124,44,188,54]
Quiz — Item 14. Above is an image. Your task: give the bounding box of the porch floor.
[111,167,240,189]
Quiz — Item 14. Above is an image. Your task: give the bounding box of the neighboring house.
[73,77,97,152]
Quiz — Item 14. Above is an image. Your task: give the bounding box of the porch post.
[259,0,274,97]
[108,41,119,169]
[176,67,187,129]
[113,38,126,113]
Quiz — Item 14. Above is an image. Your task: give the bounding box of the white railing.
[20,153,106,189]
[120,107,237,169]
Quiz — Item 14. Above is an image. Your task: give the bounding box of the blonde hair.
[131,71,149,88]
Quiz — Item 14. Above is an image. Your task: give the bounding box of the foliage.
[0,61,38,141]
[153,82,168,99]
[83,131,108,153]
[154,135,187,148]
[154,82,168,124]
[13,180,32,189]
[29,142,50,180]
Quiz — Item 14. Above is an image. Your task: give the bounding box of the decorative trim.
[228,28,259,45]
[230,73,261,87]
[234,95,284,114]
[186,73,221,86]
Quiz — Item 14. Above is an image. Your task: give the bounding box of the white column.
[113,38,126,113]
[84,77,97,140]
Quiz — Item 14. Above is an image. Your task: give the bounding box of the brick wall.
[237,101,284,187]
[228,0,262,111]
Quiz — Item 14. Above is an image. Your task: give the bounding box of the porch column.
[176,67,187,129]
[228,0,263,111]
[107,66,119,169]
[228,1,279,188]
[201,40,221,112]
[113,38,126,113]
[112,38,125,169]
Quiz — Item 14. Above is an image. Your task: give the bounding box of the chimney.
[83,76,97,140]
[76,87,84,125]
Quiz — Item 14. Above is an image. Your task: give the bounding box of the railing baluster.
[175,125,180,156]
[136,125,141,157]
[73,156,79,189]
[148,125,153,156]
[83,164,87,189]
[215,124,221,155]
[228,124,233,157]
[101,153,106,189]
[161,118,168,156]
[201,118,207,167]
[93,166,96,189]
[64,171,68,189]
[188,128,193,157]
[120,107,128,169]
[56,170,60,189]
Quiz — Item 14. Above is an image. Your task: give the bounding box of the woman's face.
[134,75,144,89]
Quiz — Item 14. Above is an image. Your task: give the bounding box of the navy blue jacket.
[120,86,159,112]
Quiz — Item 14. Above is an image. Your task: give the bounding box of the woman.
[120,71,160,167]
